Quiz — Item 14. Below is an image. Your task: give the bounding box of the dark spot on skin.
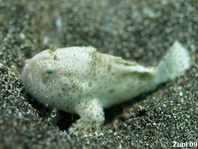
[88,82,93,87]
[53,55,58,60]
[61,87,66,92]
[71,80,83,91]
[107,65,112,71]
[108,89,115,94]
[122,71,153,79]
[58,93,61,97]
[41,77,48,84]
[63,72,72,77]
[137,72,152,80]
[89,51,103,72]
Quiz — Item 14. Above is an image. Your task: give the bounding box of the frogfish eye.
[45,70,55,75]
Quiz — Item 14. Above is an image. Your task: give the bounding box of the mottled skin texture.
[21,42,190,132]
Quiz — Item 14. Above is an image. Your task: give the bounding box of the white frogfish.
[21,41,190,132]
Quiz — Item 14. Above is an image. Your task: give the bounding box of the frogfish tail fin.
[155,41,190,84]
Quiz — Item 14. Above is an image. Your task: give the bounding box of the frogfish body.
[21,41,190,132]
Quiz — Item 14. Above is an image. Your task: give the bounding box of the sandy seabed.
[0,0,197,148]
